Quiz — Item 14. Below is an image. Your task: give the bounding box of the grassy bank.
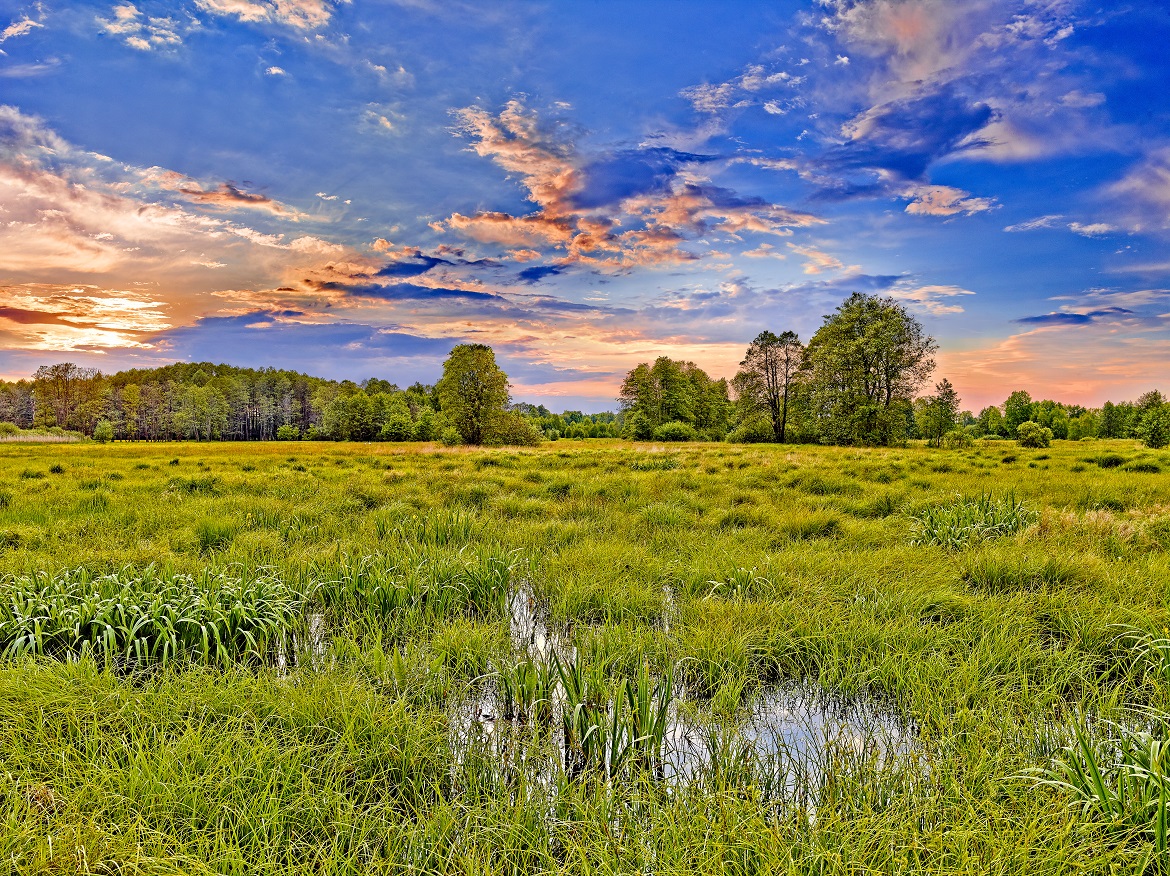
[2,438,1169,873]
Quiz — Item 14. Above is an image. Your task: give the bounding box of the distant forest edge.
[1,293,1168,449]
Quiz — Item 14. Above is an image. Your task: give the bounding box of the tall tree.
[1003,390,1034,438]
[734,330,803,442]
[915,378,960,447]
[436,344,510,445]
[802,293,936,445]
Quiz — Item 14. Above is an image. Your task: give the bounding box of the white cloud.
[265,65,286,76]
[97,4,183,51]
[903,185,996,217]
[1,14,43,43]
[1003,214,1063,232]
[1068,221,1115,237]
[194,0,334,31]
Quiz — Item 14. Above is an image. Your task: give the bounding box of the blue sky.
[1,0,1168,410]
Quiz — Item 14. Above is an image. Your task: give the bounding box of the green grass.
[0,438,1168,873]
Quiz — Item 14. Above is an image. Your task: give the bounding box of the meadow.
[1,437,1169,874]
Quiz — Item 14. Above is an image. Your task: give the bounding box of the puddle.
[275,612,327,671]
[664,681,913,798]
[452,669,915,805]
[508,583,563,659]
[453,584,917,802]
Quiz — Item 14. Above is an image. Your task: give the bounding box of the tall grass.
[909,492,1038,549]
[0,566,297,666]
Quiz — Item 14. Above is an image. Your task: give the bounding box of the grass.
[0,438,1168,873]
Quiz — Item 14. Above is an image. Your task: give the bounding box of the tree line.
[3,293,1166,448]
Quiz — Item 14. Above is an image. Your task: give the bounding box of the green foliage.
[484,411,543,446]
[436,344,510,445]
[1016,420,1053,448]
[803,292,936,445]
[0,567,297,665]
[1136,404,1170,449]
[652,420,698,442]
[619,357,730,438]
[909,493,1038,549]
[92,419,115,443]
[275,424,300,440]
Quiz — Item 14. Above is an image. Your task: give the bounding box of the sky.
[0,0,1168,412]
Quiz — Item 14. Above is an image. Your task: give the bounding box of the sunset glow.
[1,1,1167,409]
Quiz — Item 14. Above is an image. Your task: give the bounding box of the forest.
[2,293,1167,449]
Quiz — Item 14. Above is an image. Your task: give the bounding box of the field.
[2,438,1170,874]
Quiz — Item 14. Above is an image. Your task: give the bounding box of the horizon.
[1,1,1168,411]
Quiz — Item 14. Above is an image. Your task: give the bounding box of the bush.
[1135,404,1170,449]
[1094,453,1126,469]
[379,414,413,442]
[93,420,115,443]
[275,424,301,441]
[727,417,774,444]
[652,421,698,442]
[439,426,463,447]
[304,425,326,441]
[413,409,437,441]
[1016,421,1052,448]
[623,411,654,441]
[0,422,19,437]
[485,411,542,446]
[943,429,973,449]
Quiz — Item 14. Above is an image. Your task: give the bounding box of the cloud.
[787,242,846,275]
[903,184,996,216]
[156,176,307,217]
[891,283,975,315]
[1068,221,1115,237]
[1003,214,1063,232]
[97,3,184,51]
[0,284,172,351]
[1105,149,1170,232]
[1013,307,1132,326]
[1,13,43,43]
[833,86,996,181]
[517,264,565,284]
[265,65,287,76]
[440,99,822,270]
[194,0,334,31]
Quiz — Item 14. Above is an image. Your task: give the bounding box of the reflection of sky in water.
[665,682,912,790]
[451,585,916,796]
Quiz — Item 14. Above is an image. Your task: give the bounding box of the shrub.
[304,425,327,440]
[942,429,973,449]
[652,421,698,442]
[0,422,19,437]
[93,420,115,443]
[1094,453,1126,469]
[439,427,463,446]
[1124,460,1161,474]
[275,424,301,441]
[1016,421,1052,448]
[623,411,654,441]
[727,416,774,444]
[379,414,413,442]
[485,411,542,446]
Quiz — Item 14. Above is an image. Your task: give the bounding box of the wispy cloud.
[97,3,184,51]
[194,0,335,31]
[435,98,821,270]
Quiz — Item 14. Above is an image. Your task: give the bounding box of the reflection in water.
[451,585,916,803]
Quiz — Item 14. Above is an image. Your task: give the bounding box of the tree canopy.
[802,293,937,446]
[435,344,511,446]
